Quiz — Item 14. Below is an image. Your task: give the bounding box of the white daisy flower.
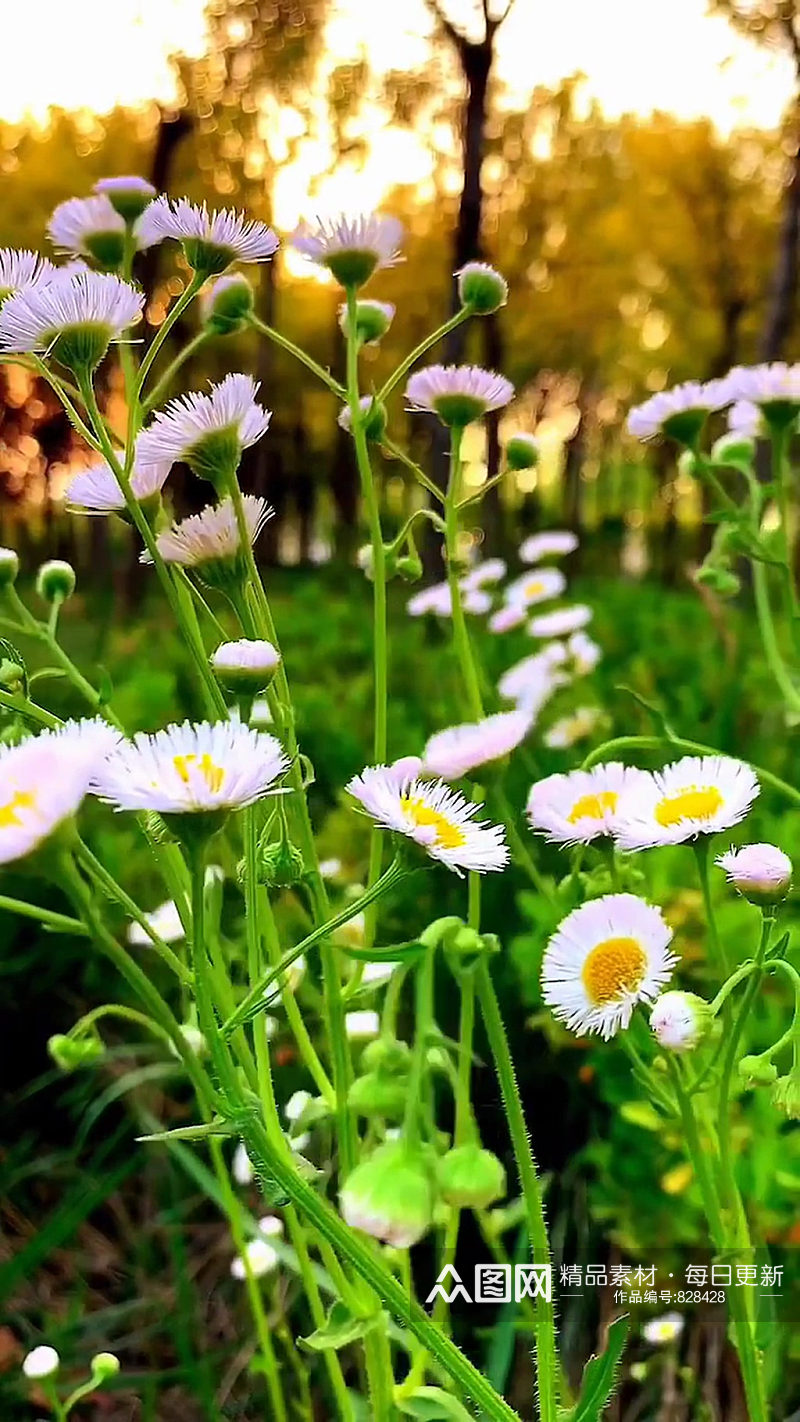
[0,268,143,370]
[642,1313,684,1346]
[489,602,527,634]
[292,212,403,287]
[48,195,155,267]
[94,175,157,221]
[144,496,273,576]
[211,639,281,692]
[527,764,652,846]
[519,530,578,563]
[422,709,532,780]
[461,557,507,590]
[258,1215,284,1238]
[92,719,289,816]
[0,248,56,304]
[542,892,677,1039]
[505,567,566,608]
[717,361,800,412]
[346,765,509,875]
[716,842,791,902]
[406,581,491,617]
[136,373,271,480]
[498,645,568,703]
[345,1009,381,1040]
[232,1141,254,1186]
[137,196,278,274]
[127,898,186,947]
[727,400,764,439]
[65,454,170,514]
[231,1237,279,1279]
[627,380,725,442]
[544,707,602,749]
[613,755,759,852]
[529,605,593,639]
[566,631,601,675]
[0,719,114,866]
[405,364,514,426]
[319,857,343,881]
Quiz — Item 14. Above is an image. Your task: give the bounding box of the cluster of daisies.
[528,752,792,1042]
[626,362,800,447]
[408,526,603,749]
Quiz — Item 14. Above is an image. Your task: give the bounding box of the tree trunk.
[760,114,800,360]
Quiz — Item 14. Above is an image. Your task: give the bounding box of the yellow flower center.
[0,788,36,827]
[401,795,466,850]
[582,936,647,1005]
[525,578,545,598]
[654,785,723,827]
[568,790,617,824]
[172,752,225,795]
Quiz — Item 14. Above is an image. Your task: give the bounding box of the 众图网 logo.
[425,1264,552,1306]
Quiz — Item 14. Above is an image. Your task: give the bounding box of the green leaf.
[396,1387,476,1420]
[619,1101,662,1131]
[569,1315,629,1422]
[299,1301,385,1352]
[338,939,425,964]
[137,1119,235,1144]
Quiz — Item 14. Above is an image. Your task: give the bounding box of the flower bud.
[437,1144,507,1208]
[48,1032,104,1071]
[0,548,19,587]
[36,559,76,603]
[504,433,539,471]
[90,1352,120,1381]
[361,1037,411,1076]
[717,843,792,904]
[211,638,281,694]
[738,1054,778,1086]
[456,262,508,315]
[347,1071,407,1120]
[711,432,755,469]
[771,1072,800,1119]
[0,645,26,695]
[95,175,157,222]
[338,299,395,344]
[396,551,423,582]
[338,396,387,442]
[695,560,740,598]
[201,273,255,335]
[256,838,306,890]
[649,992,712,1053]
[23,1345,60,1380]
[340,1140,435,1247]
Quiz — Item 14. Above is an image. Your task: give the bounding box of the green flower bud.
[340,1141,435,1247]
[437,1144,507,1209]
[738,1054,778,1086]
[504,433,539,471]
[396,551,423,583]
[48,1033,104,1071]
[95,175,157,222]
[650,991,712,1053]
[338,396,387,443]
[201,273,255,335]
[456,262,508,316]
[771,1072,800,1119]
[36,559,76,603]
[256,838,306,890]
[361,1037,411,1076]
[711,432,755,469]
[695,561,741,598]
[0,655,25,695]
[347,1071,407,1120]
[211,638,281,694]
[338,299,395,344]
[90,1351,121,1381]
[0,548,19,587]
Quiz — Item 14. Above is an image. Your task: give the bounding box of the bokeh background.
[2,3,800,1420]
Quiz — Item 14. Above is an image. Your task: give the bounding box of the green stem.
[0,894,87,936]
[250,314,345,399]
[76,841,191,983]
[136,272,204,398]
[475,960,558,1422]
[345,285,389,952]
[221,859,405,1036]
[751,557,800,713]
[142,331,209,412]
[692,838,731,979]
[444,428,483,720]
[379,436,445,505]
[404,946,435,1145]
[378,309,470,403]
[716,916,771,1219]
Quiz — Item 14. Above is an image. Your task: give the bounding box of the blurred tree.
[711,0,800,357]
